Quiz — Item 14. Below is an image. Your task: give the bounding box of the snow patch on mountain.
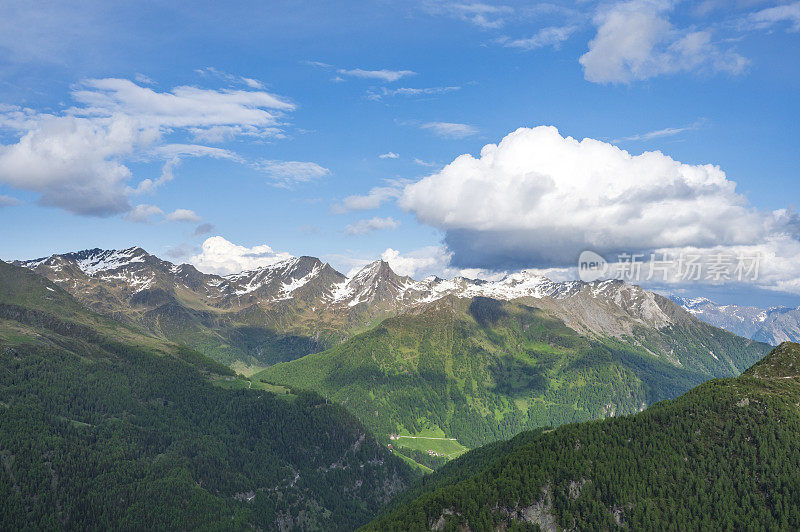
[74,248,147,275]
[100,271,155,292]
[276,262,325,300]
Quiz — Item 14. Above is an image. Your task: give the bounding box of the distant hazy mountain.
[671,296,800,345]
[367,342,800,531]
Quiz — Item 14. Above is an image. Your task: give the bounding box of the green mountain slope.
[366,342,800,531]
[257,296,769,455]
[0,261,414,530]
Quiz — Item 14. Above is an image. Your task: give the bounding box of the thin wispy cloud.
[745,2,800,32]
[379,152,399,159]
[367,86,461,100]
[344,216,400,235]
[132,145,241,196]
[337,68,416,82]
[306,61,416,83]
[304,60,333,69]
[613,120,706,142]
[424,2,514,29]
[414,158,438,167]
[134,73,155,85]
[331,180,410,214]
[499,25,579,50]
[420,121,478,138]
[196,66,266,89]
[255,160,330,187]
[332,187,401,214]
[123,204,202,224]
[0,195,22,207]
[165,243,198,260]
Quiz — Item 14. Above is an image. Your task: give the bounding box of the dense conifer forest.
[366,342,800,530]
[0,261,413,530]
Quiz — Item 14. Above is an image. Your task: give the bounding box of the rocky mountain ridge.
[13,247,756,367]
[671,295,800,345]
[18,247,674,320]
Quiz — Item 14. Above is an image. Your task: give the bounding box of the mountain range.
[14,247,768,363]
[671,296,800,345]
[13,246,771,468]
[1,245,788,529]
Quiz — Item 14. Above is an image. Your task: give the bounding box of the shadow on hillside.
[490,355,548,396]
[469,297,508,327]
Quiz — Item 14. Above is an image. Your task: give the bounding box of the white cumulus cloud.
[399,125,783,271]
[124,204,164,223]
[189,236,294,275]
[380,246,505,280]
[579,0,748,84]
[381,246,453,277]
[165,209,201,223]
[0,77,294,216]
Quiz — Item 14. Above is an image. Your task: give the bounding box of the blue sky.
[1,0,799,306]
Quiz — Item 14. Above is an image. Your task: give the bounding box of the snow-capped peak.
[69,247,147,276]
[330,260,415,307]
[672,296,715,310]
[224,256,338,299]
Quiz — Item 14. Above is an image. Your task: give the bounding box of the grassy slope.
[257,297,769,453]
[0,261,414,530]
[367,342,800,531]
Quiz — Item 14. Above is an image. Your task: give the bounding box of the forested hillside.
[0,261,414,530]
[366,342,800,530]
[259,296,768,455]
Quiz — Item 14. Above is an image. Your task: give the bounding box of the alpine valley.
[367,341,800,531]
[13,246,769,469]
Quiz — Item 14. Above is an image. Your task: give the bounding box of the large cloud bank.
[400,126,794,272]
